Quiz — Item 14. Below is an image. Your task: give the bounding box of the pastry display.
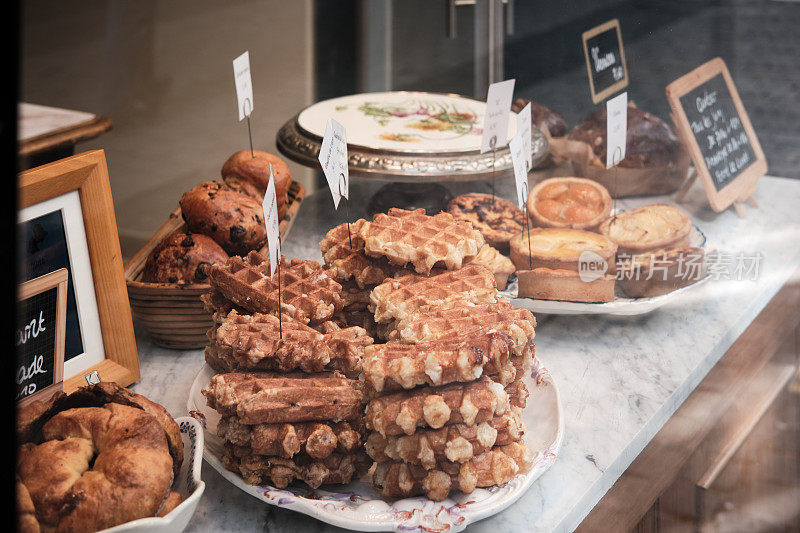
[180,180,267,256]
[221,150,292,219]
[357,208,484,274]
[142,232,228,284]
[468,244,516,289]
[516,268,616,303]
[527,177,612,231]
[203,372,370,488]
[16,383,183,532]
[569,104,682,169]
[446,193,527,253]
[618,247,706,298]
[598,204,692,255]
[509,228,617,274]
[207,251,344,325]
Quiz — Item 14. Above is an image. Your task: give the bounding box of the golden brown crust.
[16,478,40,533]
[468,244,516,289]
[446,193,526,253]
[18,403,174,532]
[156,491,183,518]
[358,208,484,274]
[517,268,616,303]
[597,204,692,255]
[527,177,612,230]
[510,228,617,274]
[319,219,403,288]
[203,372,366,424]
[618,247,706,298]
[208,251,344,325]
[142,232,229,284]
[221,150,292,202]
[180,180,267,256]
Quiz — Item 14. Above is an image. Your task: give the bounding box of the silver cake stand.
[276,92,549,214]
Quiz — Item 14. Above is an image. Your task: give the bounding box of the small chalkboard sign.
[16,268,68,405]
[667,58,766,214]
[582,19,629,104]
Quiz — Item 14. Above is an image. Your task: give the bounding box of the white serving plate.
[187,359,563,532]
[503,224,709,316]
[101,417,206,533]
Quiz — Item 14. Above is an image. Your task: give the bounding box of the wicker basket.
[124,181,305,350]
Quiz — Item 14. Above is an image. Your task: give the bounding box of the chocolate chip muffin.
[569,104,681,168]
[179,181,267,256]
[142,232,228,284]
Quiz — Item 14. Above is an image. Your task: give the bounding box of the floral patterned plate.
[187,359,563,532]
[296,91,518,154]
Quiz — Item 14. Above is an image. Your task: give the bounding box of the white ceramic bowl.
[100,416,205,533]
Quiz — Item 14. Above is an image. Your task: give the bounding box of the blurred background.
[19,0,800,256]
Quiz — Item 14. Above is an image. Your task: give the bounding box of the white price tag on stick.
[516,101,532,171]
[233,51,254,121]
[318,119,349,209]
[481,79,516,154]
[508,132,529,209]
[262,164,281,277]
[606,91,627,168]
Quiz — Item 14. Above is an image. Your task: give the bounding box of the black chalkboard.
[679,73,757,192]
[16,286,58,400]
[582,19,628,104]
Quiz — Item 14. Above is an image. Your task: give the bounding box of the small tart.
[618,246,705,298]
[447,193,527,253]
[509,228,617,274]
[598,204,691,255]
[517,268,615,303]
[527,177,612,230]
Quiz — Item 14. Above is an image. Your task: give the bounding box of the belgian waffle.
[358,208,484,274]
[319,220,400,288]
[201,289,245,323]
[365,409,525,467]
[208,251,344,325]
[372,441,533,501]
[203,372,365,424]
[369,264,498,326]
[365,377,510,436]
[205,311,370,376]
[362,331,515,393]
[218,418,364,459]
[223,444,371,489]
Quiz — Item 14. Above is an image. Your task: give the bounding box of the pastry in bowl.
[447,192,527,254]
[221,150,292,219]
[510,228,617,274]
[598,204,691,255]
[618,246,706,298]
[142,232,229,284]
[16,383,183,533]
[527,177,612,230]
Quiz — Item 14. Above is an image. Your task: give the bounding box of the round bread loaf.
[222,150,291,219]
[180,180,267,256]
[512,98,568,138]
[142,232,228,284]
[16,383,183,532]
[568,104,681,168]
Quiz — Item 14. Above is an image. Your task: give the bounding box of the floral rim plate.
[187,359,563,532]
[101,417,205,533]
[504,224,709,316]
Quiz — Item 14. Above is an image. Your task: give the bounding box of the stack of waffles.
[319,208,536,500]
[201,251,373,488]
[203,372,371,488]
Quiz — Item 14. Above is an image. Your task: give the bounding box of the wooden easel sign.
[582,19,629,104]
[16,268,68,405]
[666,58,766,216]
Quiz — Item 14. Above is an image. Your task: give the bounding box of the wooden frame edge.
[582,18,629,104]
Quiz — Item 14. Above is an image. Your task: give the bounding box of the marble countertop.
[130,174,800,532]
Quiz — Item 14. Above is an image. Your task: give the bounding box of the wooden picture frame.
[666,57,767,213]
[582,18,629,104]
[18,150,140,391]
[17,268,68,405]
